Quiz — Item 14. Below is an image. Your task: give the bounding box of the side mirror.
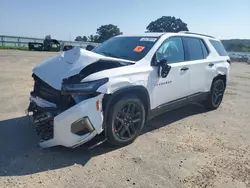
[158,59,171,78]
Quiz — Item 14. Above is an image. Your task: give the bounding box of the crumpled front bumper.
[30,94,104,148]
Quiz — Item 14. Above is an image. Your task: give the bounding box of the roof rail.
[178,31,215,38]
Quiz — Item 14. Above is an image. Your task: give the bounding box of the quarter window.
[209,40,228,56]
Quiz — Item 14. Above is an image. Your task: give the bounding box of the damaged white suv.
[28,32,230,148]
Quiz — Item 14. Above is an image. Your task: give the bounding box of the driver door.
[151,37,190,109]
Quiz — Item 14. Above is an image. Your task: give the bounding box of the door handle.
[181,67,189,71]
[208,63,214,67]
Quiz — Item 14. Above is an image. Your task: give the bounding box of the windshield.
[92,36,159,61]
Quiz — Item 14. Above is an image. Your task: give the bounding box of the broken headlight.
[61,78,108,93]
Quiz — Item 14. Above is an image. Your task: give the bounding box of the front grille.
[34,113,54,141]
[36,120,54,141]
[32,74,61,104]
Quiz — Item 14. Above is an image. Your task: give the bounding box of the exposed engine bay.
[28,74,99,142]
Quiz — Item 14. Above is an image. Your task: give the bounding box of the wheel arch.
[212,74,227,89]
[102,85,151,130]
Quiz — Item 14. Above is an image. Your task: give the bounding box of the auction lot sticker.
[133,46,145,52]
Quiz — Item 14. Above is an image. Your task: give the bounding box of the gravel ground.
[0,50,250,188]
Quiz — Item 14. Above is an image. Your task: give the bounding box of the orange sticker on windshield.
[133,46,145,52]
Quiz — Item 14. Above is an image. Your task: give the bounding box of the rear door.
[182,37,210,94]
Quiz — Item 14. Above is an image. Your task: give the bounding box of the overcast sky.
[0,0,249,40]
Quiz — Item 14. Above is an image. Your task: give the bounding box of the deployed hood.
[33,48,134,90]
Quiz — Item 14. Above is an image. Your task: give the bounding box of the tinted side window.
[200,40,209,58]
[183,37,204,60]
[156,37,184,63]
[209,40,228,56]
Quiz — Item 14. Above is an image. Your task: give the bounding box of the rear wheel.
[107,95,146,147]
[204,79,225,110]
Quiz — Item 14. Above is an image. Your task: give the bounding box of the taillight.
[227,59,231,65]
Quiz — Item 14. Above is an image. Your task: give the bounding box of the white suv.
[28,32,231,148]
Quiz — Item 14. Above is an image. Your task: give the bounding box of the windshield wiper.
[99,52,135,64]
[100,52,119,58]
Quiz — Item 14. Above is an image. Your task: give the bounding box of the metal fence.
[0,35,99,49]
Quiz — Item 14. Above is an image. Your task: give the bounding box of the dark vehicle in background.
[86,44,95,51]
[43,39,60,51]
[28,39,61,52]
[28,42,43,51]
[63,44,74,51]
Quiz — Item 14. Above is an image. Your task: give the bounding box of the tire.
[204,79,225,110]
[106,95,146,147]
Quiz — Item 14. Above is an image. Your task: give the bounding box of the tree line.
[73,15,249,52]
[75,24,122,43]
[221,39,250,52]
[74,16,188,43]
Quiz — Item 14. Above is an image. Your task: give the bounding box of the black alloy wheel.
[204,79,225,110]
[113,102,142,140]
[107,96,146,146]
[212,80,225,107]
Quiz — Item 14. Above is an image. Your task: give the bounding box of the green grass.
[0,46,28,50]
[241,47,250,52]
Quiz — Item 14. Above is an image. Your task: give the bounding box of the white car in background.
[27,31,231,148]
[247,55,250,64]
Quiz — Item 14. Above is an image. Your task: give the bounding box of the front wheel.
[106,96,146,147]
[204,79,225,110]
